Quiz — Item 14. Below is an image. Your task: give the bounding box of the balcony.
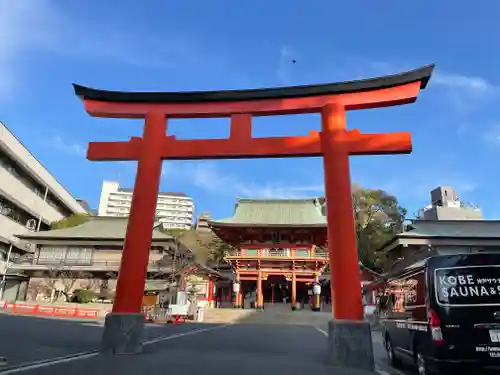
[9,254,175,273]
[225,248,329,259]
[0,214,29,243]
[0,165,64,223]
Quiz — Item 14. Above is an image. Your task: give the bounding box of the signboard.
[435,266,500,306]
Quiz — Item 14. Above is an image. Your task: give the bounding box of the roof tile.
[210,198,326,226]
[401,220,500,238]
[15,216,173,242]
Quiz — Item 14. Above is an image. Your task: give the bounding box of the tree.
[60,271,86,301]
[51,213,90,230]
[78,272,99,292]
[44,267,62,301]
[197,232,233,269]
[27,280,49,301]
[351,184,406,272]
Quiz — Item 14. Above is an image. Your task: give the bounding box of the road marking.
[0,324,230,374]
[314,326,328,336]
[142,324,230,345]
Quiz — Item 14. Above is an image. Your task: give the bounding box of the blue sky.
[1,0,500,220]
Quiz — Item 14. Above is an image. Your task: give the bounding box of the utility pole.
[0,243,13,300]
[36,186,49,232]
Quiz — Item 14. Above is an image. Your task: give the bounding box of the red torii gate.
[74,64,434,368]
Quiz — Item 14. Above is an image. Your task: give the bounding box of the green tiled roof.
[400,220,500,238]
[209,198,326,227]
[14,217,173,243]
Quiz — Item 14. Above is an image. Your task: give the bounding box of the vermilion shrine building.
[210,198,328,309]
[210,197,379,310]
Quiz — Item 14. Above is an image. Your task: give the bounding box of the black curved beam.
[74,64,435,104]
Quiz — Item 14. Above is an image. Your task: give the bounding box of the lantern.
[313,283,321,295]
[233,281,240,293]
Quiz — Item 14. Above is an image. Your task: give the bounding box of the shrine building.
[209,198,329,310]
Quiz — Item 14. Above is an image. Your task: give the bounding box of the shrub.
[96,290,114,302]
[71,289,97,303]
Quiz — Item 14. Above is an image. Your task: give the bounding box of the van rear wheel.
[385,337,400,367]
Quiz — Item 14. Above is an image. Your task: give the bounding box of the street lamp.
[233,281,240,308]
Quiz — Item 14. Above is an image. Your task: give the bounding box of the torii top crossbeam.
[73,64,434,162]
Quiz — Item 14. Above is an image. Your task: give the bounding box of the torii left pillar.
[100,112,165,355]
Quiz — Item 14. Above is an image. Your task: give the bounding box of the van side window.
[401,271,426,321]
[377,291,395,318]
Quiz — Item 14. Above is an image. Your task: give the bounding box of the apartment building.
[0,121,89,299]
[97,181,194,230]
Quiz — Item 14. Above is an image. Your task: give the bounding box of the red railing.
[226,250,329,258]
[2,301,106,319]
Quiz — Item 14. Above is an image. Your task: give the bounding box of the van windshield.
[435,266,500,306]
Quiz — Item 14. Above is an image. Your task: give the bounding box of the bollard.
[174,314,181,325]
[197,307,204,322]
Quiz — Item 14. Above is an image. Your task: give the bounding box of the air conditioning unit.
[26,219,37,231]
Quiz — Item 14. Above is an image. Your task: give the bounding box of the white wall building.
[98,181,194,230]
[418,186,483,221]
[0,121,89,291]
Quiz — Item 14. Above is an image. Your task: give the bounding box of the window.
[245,249,258,256]
[377,271,425,317]
[38,247,66,264]
[65,247,92,265]
[295,249,309,257]
[37,246,93,265]
[0,194,50,230]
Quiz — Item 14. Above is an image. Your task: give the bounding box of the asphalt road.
[0,314,200,368]
[0,314,407,375]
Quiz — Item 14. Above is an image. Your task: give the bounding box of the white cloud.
[482,124,500,144]
[47,134,86,157]
[432,73,495,92]
[430,72,497,114]
[375,171,479,212]
[276,46,296,85]
[0,0,61,99]
[0,0,202,101]
[162,161,324,199]
[367,60,496,97]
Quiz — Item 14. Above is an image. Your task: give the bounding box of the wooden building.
[9,216,227,304]
[209,198,329,310]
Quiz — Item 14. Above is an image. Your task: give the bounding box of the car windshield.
[435,265,500,306]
